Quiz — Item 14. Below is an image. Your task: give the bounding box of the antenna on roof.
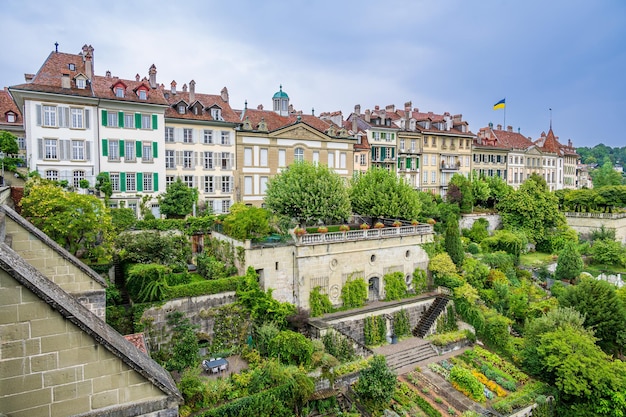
[54,42,59,53]
[549,108,552,130]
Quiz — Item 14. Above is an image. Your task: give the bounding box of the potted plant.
[392,220,402,227]
[317,226,328,234]
[427,218,436,225]
[411,219,419,226]
[374,222,385,229]
[294,227,306,236]
[360,223,370,230]
[339,224,350,232]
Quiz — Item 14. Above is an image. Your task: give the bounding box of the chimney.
[148,64,157,88]
[385,104,395,113]
[507,125,513,132]
[83,45,94,81]
[257,104,263,110]
[61,74,70,89]
[365,109,371,123]
[170,80,177,94]
[189,80,195,103]
[404,102,412,130]
[24,73,34,82]
[106,70,111,78]
[182,83,187,93]
[221,87,229,103]
[135,74,140,82]
[380,109,386,123]
[352,107,359,133]
[488,122,493,129]
[496,124,502,130]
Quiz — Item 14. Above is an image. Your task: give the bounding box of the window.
[220,152,232,170]
[68,63,76,71]
[221,176,232,193]
[178,104,185,114]
[142,142,153,162]
[70,108,83,129]
[108,140,119,161]
[294,148,304,162]
[141,114,151,129]
[143,173,153,191]
[203,130,213,144]
[183,175,194,187]
[431,137,436,146]
[183,150,193,168]
[7,112,16,123]
[73,170,85,188]
[18,137,25,150]
[203,175,214,193]
[431,155,436,166]
[45,169,58,181]
[424,137,428,146]
[339,152,347,169]
[260,148,268,166]
[126,173,136,191]
[244,176,253,194]
[327,152,334,168]
[313,151,319,164]
[360,154,366,165]
[124,113,134,129]
[211,108,222,120]
[221,131,231,145]
[76,78,85,89]
[115,87,124,98]
[43,105,56,127]
[165,175,175,188]
[465,156,469,167]
[423,171,428,183]
[165,127,174,142]
[411,140,416,152]
[183,128,193,143]
[400,139,405,150]
[278,149,286,167]
[107,111,118,127]
[244,148,252,166]
[431,171,436,183]
[203,151,213,169]
[125,140,135,161]
[45,139,58,159]
[165,150,175,169]
[260,176,268,194]
[110,173,120,192]
[127,202,137,215]
[71,140,85,160]
[221,200,231,213]
[138,90,147,100]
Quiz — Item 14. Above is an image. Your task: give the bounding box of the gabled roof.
[92,75,168,105]
[535,128,561,154]
[237,107,340,135]
[0,89,22,126]
[476,125,534,150]
[163,90,239,123]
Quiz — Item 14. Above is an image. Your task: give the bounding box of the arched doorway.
[368,277,380,302]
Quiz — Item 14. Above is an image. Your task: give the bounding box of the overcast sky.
[2,0,625,148]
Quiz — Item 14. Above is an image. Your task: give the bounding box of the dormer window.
[193,106,198,115]
[138,90,147,100]
[76,79,85,89]
[211,108,222,121]
[7,112,16,123]
[115,87,124,98]
[178,104,186,114]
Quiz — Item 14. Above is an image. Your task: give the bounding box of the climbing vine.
[364,315,387,346]
[393,309,411,338]
[309,287,334,317]
[340,277,367,309]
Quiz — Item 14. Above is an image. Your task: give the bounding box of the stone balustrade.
[298,224,433,245]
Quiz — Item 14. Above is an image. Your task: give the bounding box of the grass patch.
[582,264,626,277]
[519,252,555,268]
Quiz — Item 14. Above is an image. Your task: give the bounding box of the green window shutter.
[152,114,158,130]
[136,141,142,158]
[118,112,124,127]
[102,139,108,156]
[120,173,126,192]
[397,158,401,169]
[152,142,158,158]
[136,173,143,191]
[101,110,108,126]
[407,158,412,169]
[381,147,386,159]
[391,147,395,158]
[416,157,419,168]
[119,140,125,157]
[153,173,159,191]
[135,113,141,129]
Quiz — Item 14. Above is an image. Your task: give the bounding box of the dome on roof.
[272,85,289,99]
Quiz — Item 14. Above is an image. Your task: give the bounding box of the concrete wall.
[564,212,626,243]
[0,271,175,417]
[459,213,502,233]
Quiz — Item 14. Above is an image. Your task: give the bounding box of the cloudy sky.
[2,0,625,148]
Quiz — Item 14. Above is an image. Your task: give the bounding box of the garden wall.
[564,212,626,243]
[459,213,502,232]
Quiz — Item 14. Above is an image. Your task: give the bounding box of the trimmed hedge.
[165,276,244,299]
[197,382,295,417]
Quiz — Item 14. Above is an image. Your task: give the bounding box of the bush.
[165,276,244,299]
[384,271,408,300]
[309,286,334,317]
[467,242,481,254]
[126,263,170,302]
[268,330,314,367]
[364,315,387,346]
[412,268,429,293]
[322,331,356,363]
[393,309,411,338]
[449,366,485,402]
[341,277,367,309]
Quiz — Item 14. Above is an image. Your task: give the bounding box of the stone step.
[385,343,438,371]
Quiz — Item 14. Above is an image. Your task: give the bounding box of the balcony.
[297,224,434,246]
[441,162,460,171]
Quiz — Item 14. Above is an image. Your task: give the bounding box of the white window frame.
[221,131,230,145]
[43,105,56,127]
[143,173,153,191]
[204,151,214,169]
[142,142,153,162]
[71,140,85,161]
[183,128,193,143]
[45,138,58,160]
[125,140,135,161]
[165,127,174,142]
[260,148,268,167]
[244,148,253,166]
[141,114,151,129]
[71,108,84,129]
[203,130,213,144]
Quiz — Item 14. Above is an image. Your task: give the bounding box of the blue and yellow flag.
[493,98,506,110]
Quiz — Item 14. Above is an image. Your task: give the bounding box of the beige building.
[0,198,181,417]
[236,87,356,206]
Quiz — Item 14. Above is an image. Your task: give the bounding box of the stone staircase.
[412,295,449,338]
[373,338,438,372]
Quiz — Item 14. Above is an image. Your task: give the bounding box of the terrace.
[298,224,434,245]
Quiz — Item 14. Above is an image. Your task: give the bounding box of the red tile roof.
[123,333,148,355]
[163,90,239,123]
[92,74,167,105]
[238,108,339,135]
[0,89,22,126]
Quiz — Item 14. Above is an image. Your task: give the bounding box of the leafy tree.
[558,277,626,355]
[159,177,199,219]
[264,160,350,226]
[110,207,137,233]
[0,130,19,154]
[222,203,270,240]
[463,218,489,243]
[462,257,490,289]
[444,215,464,268]
[555,242,583,281]
[349,167,421,220]
[115,231,191,272]
[448,173,473,213]
[309,286,333,317]
[428,253,458,280]
[354,355,397,412]
[590,238,626,267]
[485,175,512,208]
[268,330,314,367]
[166,312,199,372]
[481,230,524,265]
[20,179,113,259]
[590,161,624,188]
[95,172,113,201]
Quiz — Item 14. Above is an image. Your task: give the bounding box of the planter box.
[432,338,473,355]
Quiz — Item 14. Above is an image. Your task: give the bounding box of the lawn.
[519,252,555,268]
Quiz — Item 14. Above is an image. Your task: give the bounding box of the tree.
[159,177,198,219]
[166,312,199,372]
[0,130,19,154]
[590,238,626,267]
[222,203,270,240]
[444,215,464,268]
[115,231,191,272]
[265,160,350,225]
[95,172,113,201]
[354,355,397,412]
[20,179,113,259]
[349,167,421,220]
[448,173,473,213]
[555,242,583,281]
[591,161,623,188]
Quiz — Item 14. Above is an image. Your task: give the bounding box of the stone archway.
[368,277,380,302]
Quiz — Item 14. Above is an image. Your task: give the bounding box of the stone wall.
[564,212,626,243]
[459,213,502,232]
[0,271,176,417]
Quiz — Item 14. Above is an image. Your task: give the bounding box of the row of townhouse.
[1,44,587,217]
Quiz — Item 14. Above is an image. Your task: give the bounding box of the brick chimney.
[170,80,176,94]
[149,64,157,89]
[85,45,94,81]
[352,104,360,132]
[61,74,70,89]
[135,74,140,82]
[385,104,395,113]
[189,80,195,103]
[221,87,229,103]
[182,83,187,93]
[365,109,371,123]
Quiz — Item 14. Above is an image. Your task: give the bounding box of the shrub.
[126,263,170,302]
[341,277,367,309]
[364,315,387,346]
[384,271,408,300]
[449,366,485,402]
[393,309,411,338]
[309,286,334,317]
[268,330,314,367]
[322,331,356,363]
[165,276,243,299]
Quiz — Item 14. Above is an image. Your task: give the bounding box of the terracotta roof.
[92,74,167,105]
[124,333,148,354]
[536,128,561,154]
[0,89,22,126]
[163,90,239,123]
[493,128,534,150]
[239,108,338,135]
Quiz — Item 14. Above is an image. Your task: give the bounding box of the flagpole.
[503,97,506,129]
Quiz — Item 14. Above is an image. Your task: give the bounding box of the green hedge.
[197,382,295,417]
[165,276,244,299]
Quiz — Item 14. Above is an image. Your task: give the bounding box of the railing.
[564,212,626,219]
[299,224,433,245]
[441,163,460,170]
